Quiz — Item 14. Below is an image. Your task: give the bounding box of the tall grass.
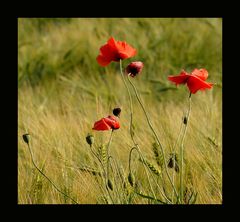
[18,18,222,204]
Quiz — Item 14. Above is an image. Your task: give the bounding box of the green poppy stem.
[179,93,192,204]
[25,141,79,204]
[88,144,114,203]
[171,122,184,202]
[126,74,179,199]
[119,60,135,142]
[119,60,176,203]
[119,60,161,201]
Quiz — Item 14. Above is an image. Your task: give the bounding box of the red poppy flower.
[168,68,213,94]
[96,37,137,67]
[92,115,120,131]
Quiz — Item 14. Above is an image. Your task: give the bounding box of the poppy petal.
[97,55,111,66]
[187,75,213,94]
[119,41,137,57]
[97,37,137,66]
[124,44,137,57]
[111,39,136,59]
[168,73,190,85]
[104,116,120,129]
[118,52,131,60]
[191,68,208,81]
[99,44,115,57]
[107,37,118,49]
[93,119,111,130]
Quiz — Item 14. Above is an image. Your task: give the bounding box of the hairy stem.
[119,60,135,143]
[179,93,192,204]
[89,144,114,203]
[127,74,178,199]
[26,142,78,204]
[130,147,158,201]
[171,122,184,202]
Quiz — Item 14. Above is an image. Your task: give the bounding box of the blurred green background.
[18,18,222,101]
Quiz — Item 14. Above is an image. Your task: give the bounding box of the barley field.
[18,18,222,204]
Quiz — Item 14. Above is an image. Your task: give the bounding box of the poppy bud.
[183,116,187,125]
[86,133,94,146]
[107,179,114,191]
[125,61,144,77]
[22,134,30,144]
[128,172,135,187]
[168,158,174,168]
[168,153,179,173]
[113,107,121,117]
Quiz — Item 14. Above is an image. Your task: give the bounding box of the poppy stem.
[128,147,135,176]
[129,147,172,204]
[105,130,115,200]
[171,122,184,202]
[25,140,79,204]
[119,60,136,143]
[179,93,192,204]
[89,144,115,204]
[127,75,179,200]
[106,129,114,158]
[119,60,172,203]
[108,156,128,203]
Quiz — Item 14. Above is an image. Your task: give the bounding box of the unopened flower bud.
[183,116,187,125]
[22,134,30,144]
[125,61,144,77]
[113,107,121,117]
[168,157,174,168]
[128,172,135,187]
[86,133,94,146]
[107,179,114,191]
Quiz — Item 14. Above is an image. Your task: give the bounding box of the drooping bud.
[113,107,121,117]
[183,116,188,125]
[125,61,144,77]
[168,157,174,168]
[128,172,135,187]
[22,134,30,144]
[86,133,94,146]
[167,153,179,173]
[107,179,114,191]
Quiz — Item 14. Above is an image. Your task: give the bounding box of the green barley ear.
[86,133,94,146]
[107,179,114,191]
[189,192,198,204]
[140,158,161,176]
[78,166,101,176]
[98,145,107,166]
[152,142,163,167]
[22,133,30,144]
[128,172,135,187]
